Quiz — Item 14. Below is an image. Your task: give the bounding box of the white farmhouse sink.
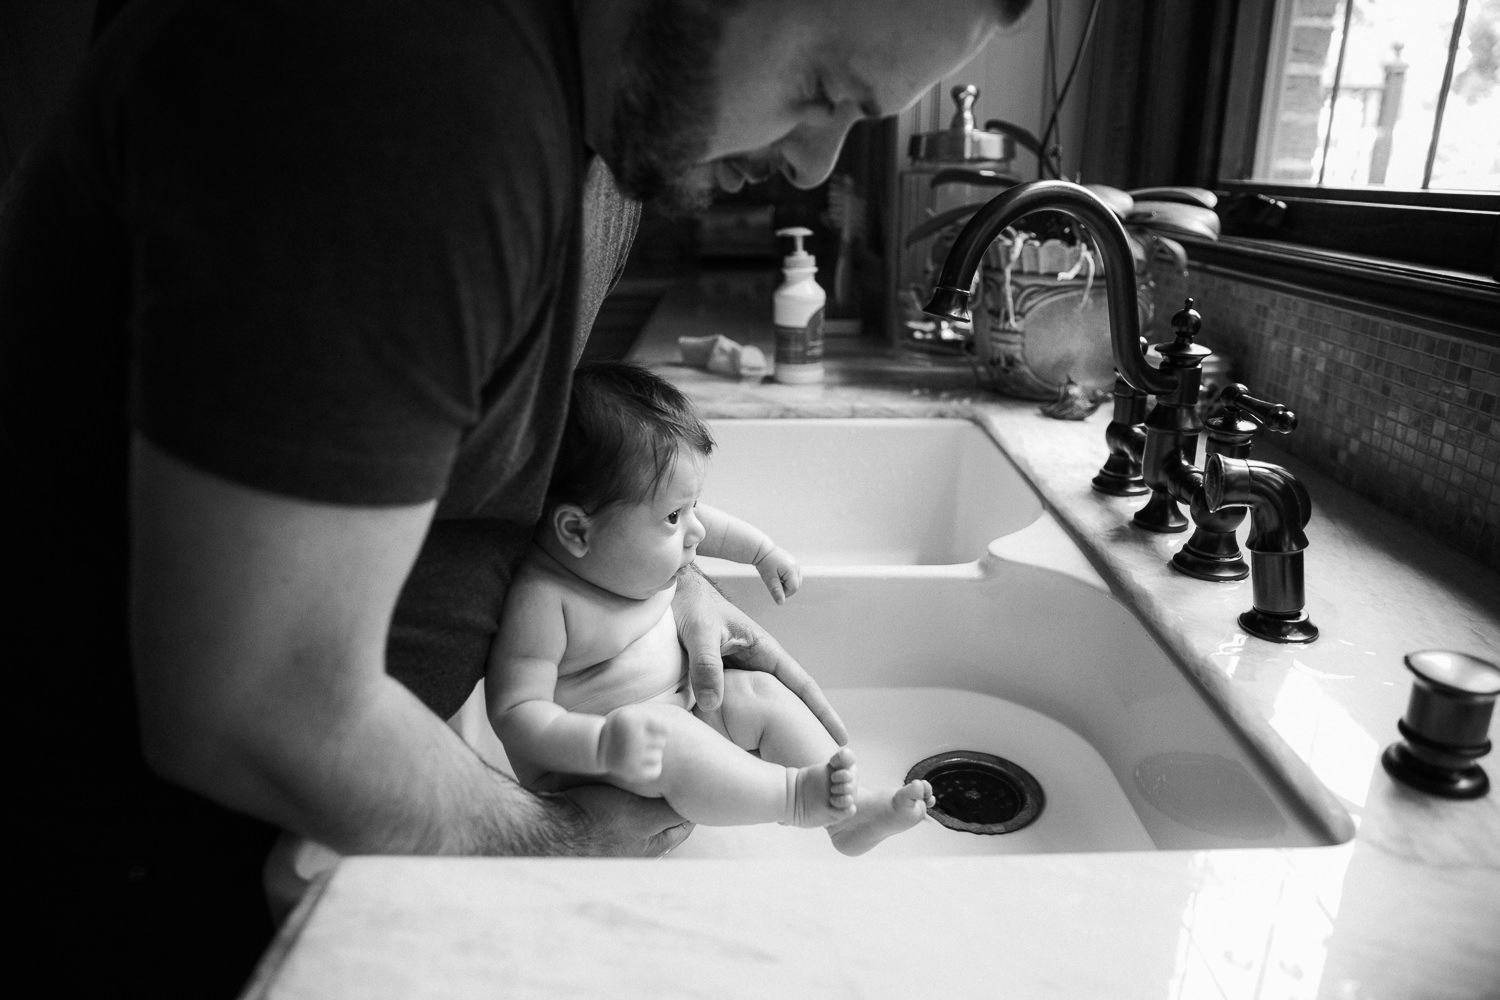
[669,563,1343,859]
[698,418,1042,567]
[449,418,1349,860]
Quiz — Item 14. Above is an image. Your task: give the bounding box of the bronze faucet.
[1205,455,1319,643]
[922,179,1317,643]
[1175,380,1298,582]
[923,180,1174,399]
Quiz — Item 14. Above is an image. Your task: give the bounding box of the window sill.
[1176,235,1500,342]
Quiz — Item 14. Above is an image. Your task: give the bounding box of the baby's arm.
[695,503,801,603]
[486,585,665,783]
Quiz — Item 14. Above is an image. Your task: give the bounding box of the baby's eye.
[666,510,681,525]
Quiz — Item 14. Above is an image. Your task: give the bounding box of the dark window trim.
[1212,185,1499,278]
[1179,234,1500,343]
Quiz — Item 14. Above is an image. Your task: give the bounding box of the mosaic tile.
[1159,267,1500,571]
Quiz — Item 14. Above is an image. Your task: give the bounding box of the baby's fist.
[755,546,802,604]
[600,705,667,783]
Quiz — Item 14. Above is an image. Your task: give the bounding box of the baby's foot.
[829,779,935,856]
[783,747,858,827]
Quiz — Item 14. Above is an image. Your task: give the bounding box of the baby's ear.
[550,504,592,558]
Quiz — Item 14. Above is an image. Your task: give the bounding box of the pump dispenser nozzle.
[776,226,816,270]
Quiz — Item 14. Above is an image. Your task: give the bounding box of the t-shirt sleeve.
[123,3,578,506]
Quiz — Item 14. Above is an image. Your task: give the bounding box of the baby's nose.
[684,508,706,547]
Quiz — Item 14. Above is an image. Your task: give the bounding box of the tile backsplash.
[1153,265,1499,572]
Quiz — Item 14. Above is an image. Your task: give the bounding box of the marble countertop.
[246,274,1500,1000]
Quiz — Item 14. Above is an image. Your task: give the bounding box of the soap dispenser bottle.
[772,226,826,384]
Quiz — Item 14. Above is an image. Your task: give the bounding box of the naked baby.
[486,361,933,854]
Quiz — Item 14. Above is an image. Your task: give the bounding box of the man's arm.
[129,434,684,857]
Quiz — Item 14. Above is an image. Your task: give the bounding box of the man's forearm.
[130,436,601,858]
[227,674,598,858]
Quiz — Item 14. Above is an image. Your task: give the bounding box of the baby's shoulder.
[500,550,570,612]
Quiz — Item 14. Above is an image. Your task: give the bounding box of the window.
[1252,0,1496,191]
[1176,0,1499,327]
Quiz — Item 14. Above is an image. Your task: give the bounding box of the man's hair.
[549,360,715,513]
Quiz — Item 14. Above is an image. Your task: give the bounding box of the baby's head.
[541,361,715,598]
[549,360,715,514]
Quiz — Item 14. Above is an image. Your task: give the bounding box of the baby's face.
[586,445,708,600]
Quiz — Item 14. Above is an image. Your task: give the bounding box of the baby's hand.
[600,705,667,783]
[754,546,802,604]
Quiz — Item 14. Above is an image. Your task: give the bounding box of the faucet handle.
[1219,383,1297,435]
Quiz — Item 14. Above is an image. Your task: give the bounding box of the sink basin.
[698,418,1042,567]
[668,564,1344,859]
[449,418,1349,860]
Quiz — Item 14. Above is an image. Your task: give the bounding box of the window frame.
[1193,0,1498,332]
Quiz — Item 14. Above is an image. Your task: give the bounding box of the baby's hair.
[549,360,715,513]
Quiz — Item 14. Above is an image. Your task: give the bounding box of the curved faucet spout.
[1205,456,1311,553]
[921,179,1177,398]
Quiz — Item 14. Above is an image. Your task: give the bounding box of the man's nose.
[777,114,861,189]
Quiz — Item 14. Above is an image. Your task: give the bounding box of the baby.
[486,361,933,854]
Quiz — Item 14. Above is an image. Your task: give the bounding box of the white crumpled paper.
[677,334,768,378]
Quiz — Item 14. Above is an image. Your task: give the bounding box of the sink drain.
[905,751,1044,835]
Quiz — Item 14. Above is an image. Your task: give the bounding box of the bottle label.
[774,307,825,365]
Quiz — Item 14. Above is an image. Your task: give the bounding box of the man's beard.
[607,0,740,215]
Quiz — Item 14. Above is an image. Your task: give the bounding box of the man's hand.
[672,565,848,745]
[600,705,668,783]
[556,784,693,857]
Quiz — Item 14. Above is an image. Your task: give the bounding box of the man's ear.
[550,503,592,558]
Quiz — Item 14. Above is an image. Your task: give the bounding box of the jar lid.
[908,84,1015,165]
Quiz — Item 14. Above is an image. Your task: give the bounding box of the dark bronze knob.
[1381,650,1500,798]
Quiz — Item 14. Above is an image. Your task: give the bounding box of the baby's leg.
[704,669,936,855]
[701,668,842,763]
[610,703,855,828]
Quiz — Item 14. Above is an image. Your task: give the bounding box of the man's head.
[593,0,1032,213]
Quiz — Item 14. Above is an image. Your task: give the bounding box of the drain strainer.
[906,751,1045,835]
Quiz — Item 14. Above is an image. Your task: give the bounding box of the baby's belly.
[515,610,691,791]
[556,608,691,716]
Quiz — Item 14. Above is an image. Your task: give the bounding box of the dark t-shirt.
[0,0,636,991]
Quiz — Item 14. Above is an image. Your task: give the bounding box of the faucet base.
[1239,608,1319,644]
[1091,465,1148,497]
[1381,742,1490,799]
[1171,542,1249,582]
[1132,490,1188,533]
